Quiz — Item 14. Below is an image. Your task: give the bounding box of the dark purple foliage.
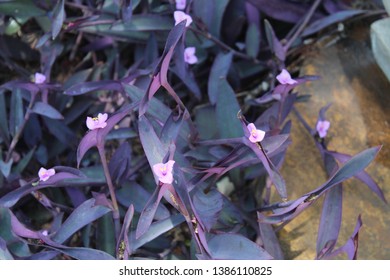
[0,0,386,260]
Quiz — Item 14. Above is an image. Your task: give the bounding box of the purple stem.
[97,145,121,242]
[284,0,322,51]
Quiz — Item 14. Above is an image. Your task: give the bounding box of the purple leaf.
[9,210,40,239]
[264,20,286,61]
[31,101,64,119]
[52,198,112,244]
[117,204,134,260]
[193,188,223,231]
[108,141,132,183]
[259,146,382,224]
[135,184,170,239]
[208,52,233,105]
[316,186,343,259]
[120,0,133,22]
[0,237,13,260]
[52,247,116,260]
[325,215,363,260]
[138,115,167,180]
[139,21,186,116]
[51,0,65,40]
[130,214,185,252]
[207,233,273,260]
[116,181,170,220]
[193,0,229,38]
[64,80,122,96]
[257,213,284,259]
[326,151,387,203]
[302,10,365,37]
[24,251,59,260]
[248,0,322,23]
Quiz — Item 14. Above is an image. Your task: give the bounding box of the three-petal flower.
[86,113,108,130]
[152,160,175,184]
[184,47,198,64]
[247,123,265,143]
[175,0,186,10]
[174,11,192,27]
[38,167,55,182]
[34,73,46,84]
[276,69,297,85]
[316,120,330,138]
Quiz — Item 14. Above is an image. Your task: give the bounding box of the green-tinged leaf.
[0,237,14,260]
[195,105,218,140]
[216,80,242,138]
[31,101,64,119]
[245,23,260,57]
[0,207,31,257]
[130,214,185,252]
[96,213,116,256]
[116,181,170,220]
[0,90,10,144]
[13,148,35,174]
[51,0,65,39]
[138,115,166,169]
[9,88,24,137]
[52,198,112,244]
[54,247,115,260]
[0,0,45,17]
[123,84,171,122]
[208,233,273,260]
[193,188,223,231]
[208,52,233,104]
[0,159,13,178]
[193,0,229,38]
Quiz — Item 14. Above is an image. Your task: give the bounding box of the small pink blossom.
[38,167,55,182]
[316,120,330,138]
[184,47,198,64]
[276,69,297,85]
[174,11,192,27]
[34,73,46,84]
[247,123,265,143]
[86,113,108,130]
[175,0,186,10]
[152,160,175,184]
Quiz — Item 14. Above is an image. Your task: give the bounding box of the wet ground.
[278,23,390,259]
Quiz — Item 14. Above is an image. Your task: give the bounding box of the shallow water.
[278,24,390,259]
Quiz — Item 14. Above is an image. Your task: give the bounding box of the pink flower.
[276,69,297,85]
[174,11,192,27]
[86,113,108,130]
[247,123,265,143]
[175,0,186,10]
[152,160,175,184]
[34,73,46,84]
[316,120,330,138]
[38,167,55,182]
[184,47,198,64]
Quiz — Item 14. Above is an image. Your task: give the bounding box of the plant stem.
[97,145,121,241]
[284,0,322,51]
[5,93,37,162]
[189,27,265,65]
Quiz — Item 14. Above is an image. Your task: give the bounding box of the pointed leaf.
[130,214,185,252]
[216,80,242,138]
[193,188,223,232]
[51,0,65,39]
[316,186,343,259]
[208,52,233,105]
[52,198,111,244]
[208,233,273,260]
[31,101,64,119]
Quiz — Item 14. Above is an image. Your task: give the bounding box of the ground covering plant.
[0,0,387,260]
